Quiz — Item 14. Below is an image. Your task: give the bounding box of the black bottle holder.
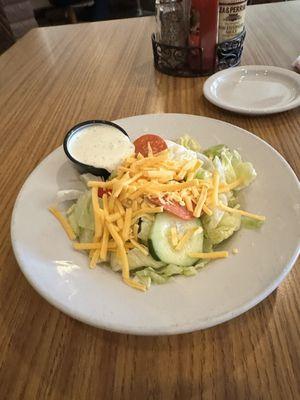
[151,29,246,77]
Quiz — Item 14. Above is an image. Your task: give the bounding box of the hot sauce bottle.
[189,0,219,73]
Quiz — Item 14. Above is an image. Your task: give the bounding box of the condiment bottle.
[189,0,219,73]
[218,0,247,43]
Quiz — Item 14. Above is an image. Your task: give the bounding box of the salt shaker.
[155,0,187,47]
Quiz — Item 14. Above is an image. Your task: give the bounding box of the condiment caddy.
[152,0,247,77]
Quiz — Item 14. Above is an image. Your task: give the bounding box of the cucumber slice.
[149,213,203,266]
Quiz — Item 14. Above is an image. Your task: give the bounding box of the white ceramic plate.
[203,65,300,115]
[11,114,300,335]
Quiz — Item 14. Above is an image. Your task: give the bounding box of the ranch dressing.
[69,124,134,171]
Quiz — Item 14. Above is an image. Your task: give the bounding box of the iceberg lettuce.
[66,191,95,243]
[241,216,264,229]
[167,140,214,172]
[204,145,257,189]
[204,144,227,159]
[177,134,201,152]
[195,168,212,181]
[110,248,166,272]
[202,210,241,245]
[138,218,153,244]
[133,263,198,288]
[134,268,168,285]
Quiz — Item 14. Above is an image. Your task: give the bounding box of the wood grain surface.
[0,2,299,399]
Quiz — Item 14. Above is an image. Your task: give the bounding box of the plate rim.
[10,113,300,335]
[203,65,300,115]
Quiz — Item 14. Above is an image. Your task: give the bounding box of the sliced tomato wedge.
[98,188,112,198]
[150,197,194,220]
[133,134,167,157]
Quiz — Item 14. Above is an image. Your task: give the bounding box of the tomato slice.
[150,197,194,220]
[98,188,112,198]
[133,134,167,157]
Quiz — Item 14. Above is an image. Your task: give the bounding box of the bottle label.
[218,0,247,43]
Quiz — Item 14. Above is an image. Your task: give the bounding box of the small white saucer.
[203,65,300,115]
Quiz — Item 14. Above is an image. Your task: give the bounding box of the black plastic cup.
[63,120,129,179]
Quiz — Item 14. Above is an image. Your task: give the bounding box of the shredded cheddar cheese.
[175,228,197,251]
[170,226,179,247]
[193,186,208,218]
[133,223,139,241]
[189,251,229,259]
[100,227,109,261]
[48,207,76,240]
[90,249,100,269]
[203,204,213,216]
[106,212,121,222]
[122,207,132,241]
[183,194,194,212]
[130,238,149,256]
[73,242,116,250]
[219,203,266,221]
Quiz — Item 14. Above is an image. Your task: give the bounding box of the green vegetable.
[194,261,207,269]
[204,144,227,159]
[241,216,264,229]
[67,191,95,243]
[78,229,94,243]
[133,263,198,288]
[138,218,153,245]
[195,168,212,181]
[233,160,257,189]
[149,213,203,266]
[178,134,201,152]
[183,266,197,276]
[202,211,241,245]
[204,145,257,190]
[160,264,184,277]
[67,204,80,236]
[134,267,168,285]
[110,248,165,272]
[227,192,239,208]
[213,156,226,183]
[203,237,213,253]
[133,275,151,289]
[220,148,257,188]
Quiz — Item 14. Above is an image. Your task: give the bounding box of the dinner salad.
[49,132,265,291]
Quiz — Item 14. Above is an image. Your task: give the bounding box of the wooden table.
[0,2,299,399]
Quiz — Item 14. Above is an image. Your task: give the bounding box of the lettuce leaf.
[138,218,153,244]
[213,156,226,183]
[196,168,212,181]
[241,216,264,229]
[177,134,201,152]
[80,173,103,186]
[55,189,84,204]
[183,266,197,276]
[204,146,257,189]
[220,149,256,188]
[202,211,241,245]
[110,248,166,272]
[133,263,198,288]
[233,160,257,189]
[167,140,214,172]
[134,267,168,285]
[160,264,184,277]
[204,144,228,159]
[66,191,95,242]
